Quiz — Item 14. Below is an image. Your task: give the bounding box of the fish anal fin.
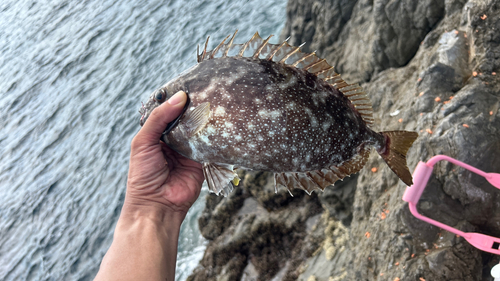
[274,147,370,195]
[203,163,239,197]
[378,131,418,186]
[327,146,371,180]
[183,102,210,136]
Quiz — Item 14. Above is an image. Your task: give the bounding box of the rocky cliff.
[188,0,500,280]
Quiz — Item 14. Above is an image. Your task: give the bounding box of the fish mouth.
[138,93,191,129]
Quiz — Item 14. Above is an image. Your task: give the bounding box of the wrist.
[119,196,187,230]
[97,196,183,281]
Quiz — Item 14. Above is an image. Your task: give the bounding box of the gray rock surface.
[188,0,500,280]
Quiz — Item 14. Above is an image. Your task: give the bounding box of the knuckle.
[149,106,164,120]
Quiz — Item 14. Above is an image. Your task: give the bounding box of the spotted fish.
[139,31,418,196]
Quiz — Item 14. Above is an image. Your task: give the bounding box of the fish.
[139,31,418,197]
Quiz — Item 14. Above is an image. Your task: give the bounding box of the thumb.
[136,91,188,147]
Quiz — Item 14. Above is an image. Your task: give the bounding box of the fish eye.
[154,88,167,102]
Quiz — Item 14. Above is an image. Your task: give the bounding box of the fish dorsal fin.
[183,102,211,136]
[202,163,240,197]
[336,83,374,127]
[196,32,374,126]
[197,32,334,72]
[274,146,370,195]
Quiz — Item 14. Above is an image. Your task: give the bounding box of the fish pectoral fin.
[202,163,240,197]
[184,102,210,136]
[274,147,370,195]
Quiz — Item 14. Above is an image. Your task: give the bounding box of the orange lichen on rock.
[371,167,378,173]
[493,72,497,75]
[394,278,400,281]
[365,232,371,238]
[463,124,469,128]
[481,14,487,20]
[420,278,426,281]
[435,97,441,102]
[419,91,424,96]
[473,71,478,76]
[380,212,387,220]
[491,111,494,115]
[426,128,433,134]
[398,118,402,123]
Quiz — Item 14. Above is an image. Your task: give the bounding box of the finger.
[136,91,187,147]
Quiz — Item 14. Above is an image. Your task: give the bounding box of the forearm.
[94,202,185,281]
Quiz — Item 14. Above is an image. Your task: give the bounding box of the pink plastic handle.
[402,155,500,255]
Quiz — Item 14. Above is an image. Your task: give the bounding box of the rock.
[188,0,500,280]
[188,172,323,281]
[282,0,446,83]
[280,0,357,54]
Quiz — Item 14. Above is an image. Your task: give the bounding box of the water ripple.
[0,0,287,280]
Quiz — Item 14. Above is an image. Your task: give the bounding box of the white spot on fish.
[214,106,226,116]
[305,154,312,162]
[310,116,319,127]
[322,122,331,132]
[258,109,281,119]
[205,125,216,134]
[199,135,211,145]
[224,121,234,128]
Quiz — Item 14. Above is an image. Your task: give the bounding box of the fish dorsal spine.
[196,31,374,127]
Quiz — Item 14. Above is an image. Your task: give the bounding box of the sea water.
[0,0,287,280]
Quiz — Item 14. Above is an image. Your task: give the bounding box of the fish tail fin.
[377,131,418,186]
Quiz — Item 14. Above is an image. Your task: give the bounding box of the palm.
[161,143,204,209]
[127,141,204,214]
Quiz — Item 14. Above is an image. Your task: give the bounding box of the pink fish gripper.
[402,155,500,255]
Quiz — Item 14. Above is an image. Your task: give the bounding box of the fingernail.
[167,91,186,105]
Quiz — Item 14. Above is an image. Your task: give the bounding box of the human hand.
[126,91,204,218]
[94,91,204,281]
